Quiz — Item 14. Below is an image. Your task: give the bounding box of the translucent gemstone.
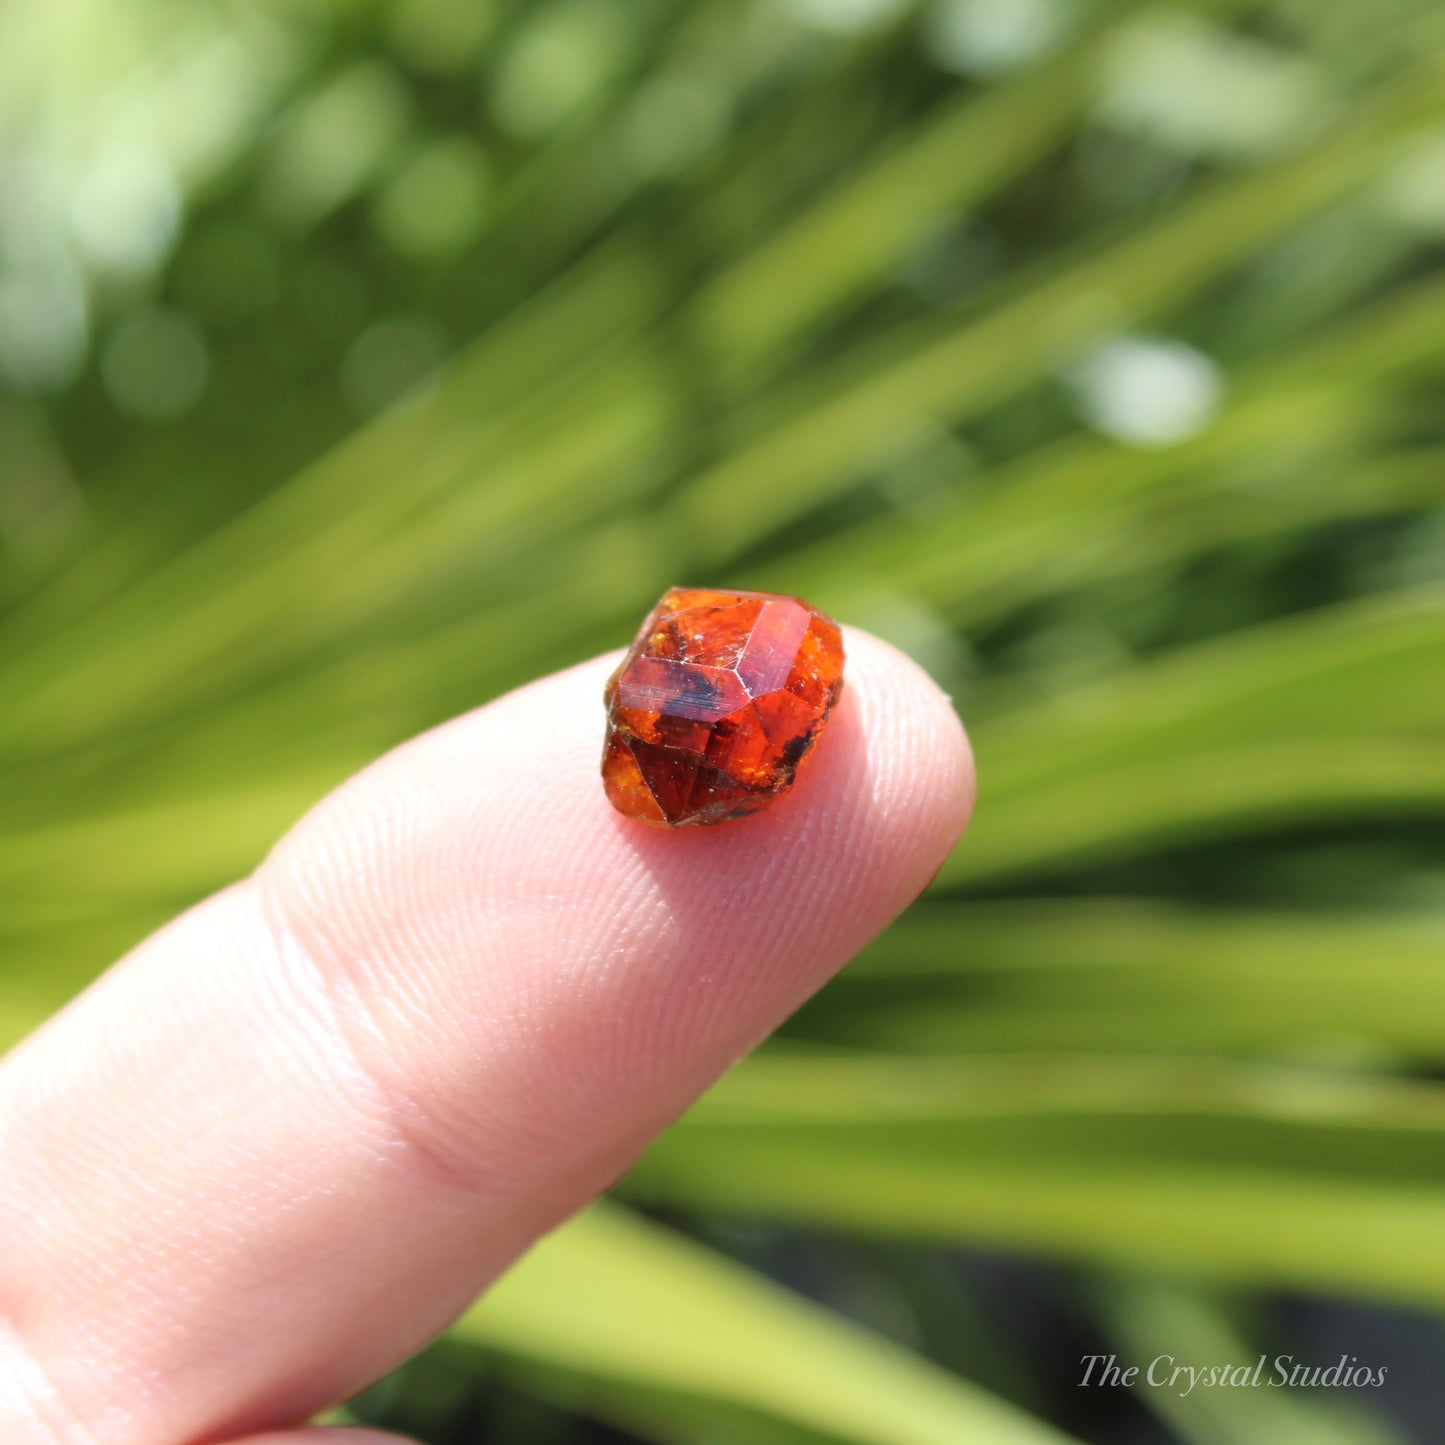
[602,587,845,827]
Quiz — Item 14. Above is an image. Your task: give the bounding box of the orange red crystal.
[602,587,845,827]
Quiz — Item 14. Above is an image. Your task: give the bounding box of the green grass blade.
[688,0,1167,381]
[1097,1279,1409,1445]
[771,270,1445,624]
[625,1054,1445,1308]
[943,584,1445,883]
[802,900,1445,1060]
[454,1201,1081,1445]
[668,49,1445,560]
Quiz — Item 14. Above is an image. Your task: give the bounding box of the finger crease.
[0,1307,104,1445]
[245,877,502,1204]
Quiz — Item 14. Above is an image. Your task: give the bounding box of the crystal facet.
[602,587,845,827]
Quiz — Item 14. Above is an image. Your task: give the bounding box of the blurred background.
[2,0,1444,1440]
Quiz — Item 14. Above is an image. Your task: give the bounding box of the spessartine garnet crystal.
[602,587,845,827]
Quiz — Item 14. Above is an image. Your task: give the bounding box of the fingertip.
[569,623,975,1051]
[831,623,976,884]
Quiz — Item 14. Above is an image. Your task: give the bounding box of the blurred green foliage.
[2,0,1444,1441]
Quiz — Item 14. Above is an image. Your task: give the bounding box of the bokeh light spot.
[69,146,181,276]
[1067,335,1223,448]
[1098,14,1326,159]
[102,310,209,419]
[781,0,910,35]
[922,0,1076,77]
[340,314,444,415]
[374,136,492,258]
[260,63,411,227]
[620,77,728,180]
[1377,130,1445,235]
[489,1,632,141]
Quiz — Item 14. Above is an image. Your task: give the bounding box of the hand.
[0,630,973,1445]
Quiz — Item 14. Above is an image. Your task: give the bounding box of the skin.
[0,628,974,1445]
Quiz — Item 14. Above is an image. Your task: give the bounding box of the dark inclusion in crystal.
[601,587,846,827]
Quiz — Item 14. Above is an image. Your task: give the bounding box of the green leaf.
[815,899,1445,1059]
[625,1053,1445,1309]
[453,1201,1080,1445]
[773,271,1445,626]
[943,585,1445,883]
[667,43,1445,561]
[688,0,1165,380]
[1097,1279,1409,1445]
